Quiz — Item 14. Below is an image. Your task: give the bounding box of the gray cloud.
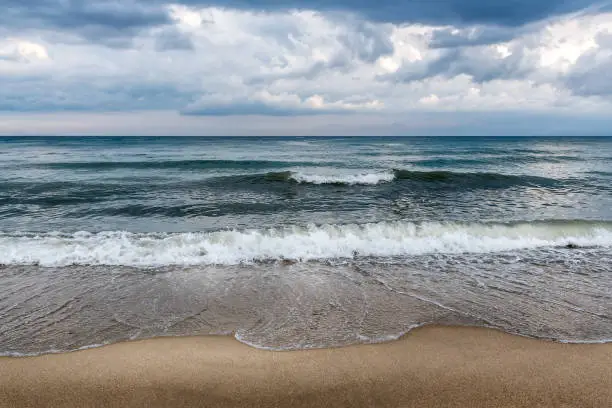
[1,1,611,125]
[391,46,536,84]
[245,19,394,86]
[2,0,171,47]
[154,28,195,51]
[182,99,353,116]
[597,32,612,47]
[0,54,22,63]
[565,33,612,97]
[170,0,595,26]
[0,0,602,54]
[336,21,394,63]
[429,26,522,48]
[0,75,197,112]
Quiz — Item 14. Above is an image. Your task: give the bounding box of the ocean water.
[0,136,611,355]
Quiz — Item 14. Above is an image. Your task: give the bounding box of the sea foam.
[289,171,395,185]
[1,221,611,267]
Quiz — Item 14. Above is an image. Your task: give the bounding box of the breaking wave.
[1,220,611,267]
[288,171,396,185]
[259,169,556,187]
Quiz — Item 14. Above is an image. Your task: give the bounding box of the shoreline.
[2,326,611,407]
[4,323,612,358]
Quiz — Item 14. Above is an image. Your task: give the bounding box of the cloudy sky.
[2,0,612,135]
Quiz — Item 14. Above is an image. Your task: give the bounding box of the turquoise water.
[0,136,611,354]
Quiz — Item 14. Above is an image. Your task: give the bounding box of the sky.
[1,0,612,135]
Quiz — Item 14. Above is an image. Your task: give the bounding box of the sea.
[0,136,611,355]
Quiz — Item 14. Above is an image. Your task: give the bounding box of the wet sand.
[1,326,611,408]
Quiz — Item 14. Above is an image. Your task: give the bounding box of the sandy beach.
[1,326,611,408]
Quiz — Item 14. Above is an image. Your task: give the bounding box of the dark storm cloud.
[2,0,171,46]
[6,0,597,39]
[171,0,595,26]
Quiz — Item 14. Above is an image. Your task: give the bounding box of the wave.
[1,220,611,267]
[281,141,315,147]
[288,171,395,185]
[259,169,556,187]
[0,169,564,212]
[392,169,541,183]
[222,170,397,186]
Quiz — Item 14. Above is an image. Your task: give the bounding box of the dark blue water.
[1,136,611,354]
[2,136,612,234]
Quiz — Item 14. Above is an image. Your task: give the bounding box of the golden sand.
[1,326,611,407]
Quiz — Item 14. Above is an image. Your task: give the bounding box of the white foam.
[290,171,395,185]
[0,342,109,357]
[282,141,314,147]
[1,221,611,267]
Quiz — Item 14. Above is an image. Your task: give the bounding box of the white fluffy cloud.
[0,39,49,62]
[1,4,612,133]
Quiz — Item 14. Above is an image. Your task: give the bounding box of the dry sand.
[1,326,611,408]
